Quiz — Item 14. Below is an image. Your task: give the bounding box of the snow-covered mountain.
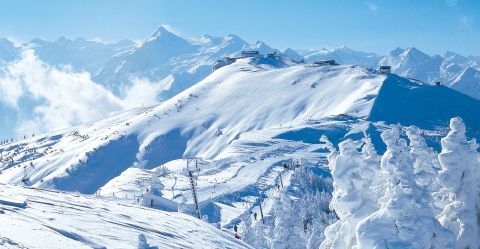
[2,58,480,248]
[301,46,480,99]
[92,26,281,98]
[378,47,480,99]
[0,26,291,139]
[0,59,386,191]
[0,25,283,101]
[2,25,480,248]
[1,27,480,102]
[12,25,478,103]
[300,46,381,68]
[444,50,480,71]
[28,37,135,74]
[283,48,304,62]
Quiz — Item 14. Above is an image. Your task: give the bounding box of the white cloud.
[0,75,23,107]
[121,75,173,109]
[0,49,163,136]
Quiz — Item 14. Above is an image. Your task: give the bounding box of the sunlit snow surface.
[0,184,248,249]
[2,58,480,248]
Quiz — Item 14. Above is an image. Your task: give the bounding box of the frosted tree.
[304,191,336,249]
[242,213,256,245]
[435,117,480,248]
[320,135,337,170]
[140,171,164,207]
[361,136,380,163]
[248,221,270,249]
[177,193,189,214]
[357,125,455,249]
[405,126,441,193]
[360,136,382,201]
[272,192,305,249]
[320,138,379,249]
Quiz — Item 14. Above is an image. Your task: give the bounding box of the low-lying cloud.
[0,49,163,137]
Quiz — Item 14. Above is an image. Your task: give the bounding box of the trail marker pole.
[187,158,201,219]
[188,171,201,219]
[279,174,284,188]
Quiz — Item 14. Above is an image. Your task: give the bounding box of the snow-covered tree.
[304,191,335,249]
[177,193,189,214]
[247,220,270,249]
[272,192,305,249]
[405,126,441,192]
[435,117,480,249]
[320,138,380,249]
[139,171,165,207]
[360,136,383,201]
[242,212,256,245]
[320,135,337,170]
[357,125,455,249]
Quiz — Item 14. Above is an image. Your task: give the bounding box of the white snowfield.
[0,184,249,249]
[0,59,384,193]
[2,58,480,248]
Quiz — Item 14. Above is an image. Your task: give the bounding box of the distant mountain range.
[1,25,479,100]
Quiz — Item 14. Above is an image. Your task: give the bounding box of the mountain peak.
[390,47,405,56]
[398,47,431,62]
[147,25,180,41]
[404,47,428,56]
[225,34,244,42]
[444,50,461,57]
[223,34,247,47]
[283,48,303,61]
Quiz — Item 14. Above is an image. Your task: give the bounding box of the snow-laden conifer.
[357,125,455,249]
[435,117,480,249]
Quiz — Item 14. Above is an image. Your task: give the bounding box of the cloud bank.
[0,49,163,137]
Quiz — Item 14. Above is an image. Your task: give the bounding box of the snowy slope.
[0,59,384,192]
[2,58,480,248]
[370,74,480,129]
[2,58,479,194]
[0,184,249,249]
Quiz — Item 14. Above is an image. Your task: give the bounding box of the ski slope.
[0,184,249,249]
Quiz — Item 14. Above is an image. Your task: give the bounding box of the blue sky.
[0,0,479,55]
